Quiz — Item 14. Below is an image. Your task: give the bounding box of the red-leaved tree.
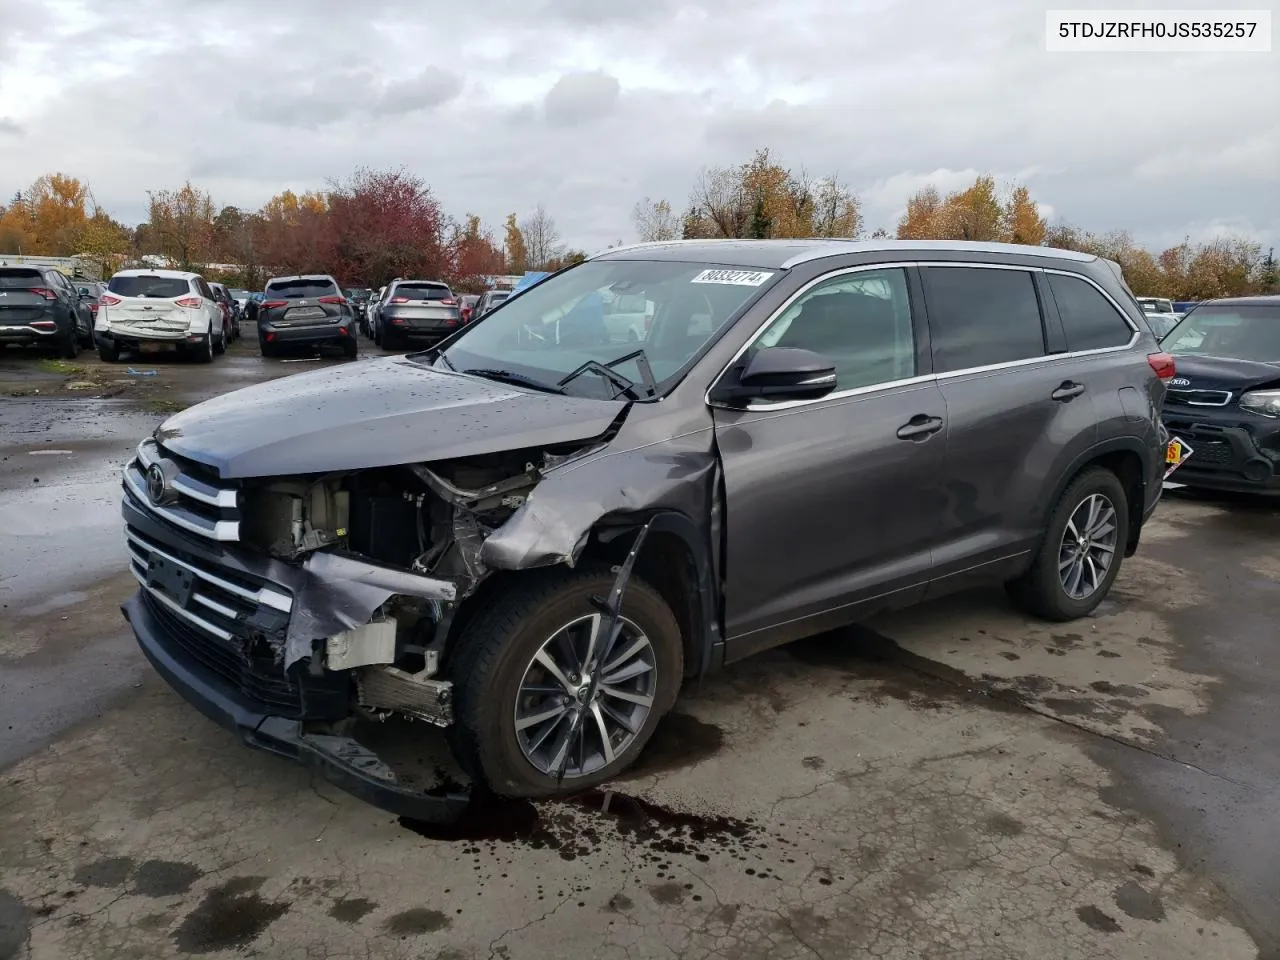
[327,168,453,287]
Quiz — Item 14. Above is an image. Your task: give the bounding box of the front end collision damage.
[125,409,723,820]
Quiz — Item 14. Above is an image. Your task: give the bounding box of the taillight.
[262,300,288,309]
[100,294,122,306]
[175,297,202,308]
[390,296,410,304]
[318,295,346,305]
[90,304,99,314]
[29,287,57,300]
[440,298,457,306]
[1147,352,1176,380]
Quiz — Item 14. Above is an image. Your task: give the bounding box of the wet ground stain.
[329,897,378,924]
[170,876,289,954]
[1114,880,1166,921]
[130,860,203,897]
[384,907,450,935]
[0,889,29,960]
[399,787,762,865]
[624,712,724,778]
[1077,904,1123,933]
[72,857,134,888]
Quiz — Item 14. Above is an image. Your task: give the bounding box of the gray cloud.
[544,71,621,126]
[0,0,1273,256]
[0,119,22,137]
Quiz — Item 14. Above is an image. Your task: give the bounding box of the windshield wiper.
[461,368,565,394]
[558,348,659,401]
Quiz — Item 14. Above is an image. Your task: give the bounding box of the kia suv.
[0,265,92,357]
[257,274,358,359]
[1159,296,1280,495]
[95,269,227,363]
[118,239,1171,820]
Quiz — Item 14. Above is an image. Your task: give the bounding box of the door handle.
[1051,381,1086,401]
[896,415,944,440]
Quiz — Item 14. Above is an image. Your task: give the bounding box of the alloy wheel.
[1058,493,1118,600]
[513,612,657,778]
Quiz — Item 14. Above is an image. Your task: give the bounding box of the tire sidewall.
[457,573,682,798]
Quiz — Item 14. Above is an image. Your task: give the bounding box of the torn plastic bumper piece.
[123,591,470,822]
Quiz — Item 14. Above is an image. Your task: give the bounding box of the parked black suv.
[118,240,1172,819]
[1159,296,1280,495]
[257,274,358,358]
[0,265,93,356]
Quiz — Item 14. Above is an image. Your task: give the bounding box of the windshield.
[108,275,192,298]
[229,289,249,298]
[266,278,339,299]
[1137,298,1174,313]
[436,259,777,398]
[1162,305,1280,361]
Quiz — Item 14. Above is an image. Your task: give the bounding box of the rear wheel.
[447,564,683,799]
[213,325,227,355]
[57,326,79,359]
[188,333,213,363]
[259,338,276,358]
[342,337,358,359]
[1006,467,1129,621]
[381,331,400,352]
[97,339,121,363]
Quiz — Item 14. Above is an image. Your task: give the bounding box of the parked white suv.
[95,269,227,363]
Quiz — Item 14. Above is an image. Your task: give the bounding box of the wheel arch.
[1045,438,1151,558]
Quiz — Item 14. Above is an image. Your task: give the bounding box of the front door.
[711,266,947,660]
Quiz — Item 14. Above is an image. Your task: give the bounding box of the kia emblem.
[1169,377,1192,387]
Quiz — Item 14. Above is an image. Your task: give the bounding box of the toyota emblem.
[146,463,171,505]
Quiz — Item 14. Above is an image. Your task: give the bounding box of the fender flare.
[1043,435,1154,556]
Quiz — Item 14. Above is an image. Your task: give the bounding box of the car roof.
[266,274,338,284]
[111,268,200,279]
[1190,295,1280,308]
[591,238,1098,270]
[392,278,449,286]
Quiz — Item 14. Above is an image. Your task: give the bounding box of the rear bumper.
[124,590,469,822]
[97,327,197,345]
[1163,416,1280,495]
[261,320,355,344]
[0,324,62,344]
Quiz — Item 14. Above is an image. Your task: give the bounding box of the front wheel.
[448,564,683,798]
[1006,467,1129,621]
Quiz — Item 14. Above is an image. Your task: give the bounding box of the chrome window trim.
[705,260,1145,413]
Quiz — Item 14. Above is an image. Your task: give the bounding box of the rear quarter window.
[922,266,1046,373]
[1046,273,1135,352]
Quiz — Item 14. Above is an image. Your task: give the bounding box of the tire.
[58,328,79,359]
[381,332,399,352]
[189,333,213,363]
[213,325,227,355]
[97,339,121,363]
[448,564,683,799]
[259,339,276,358]
[342,337,358,359]
[1006,467,1129,621]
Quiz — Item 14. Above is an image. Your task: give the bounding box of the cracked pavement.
[1,356,1276,960]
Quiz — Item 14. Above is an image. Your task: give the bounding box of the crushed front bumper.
[124,590,470,821]
[1163,414,1280,495]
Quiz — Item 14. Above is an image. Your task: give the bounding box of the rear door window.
[108,275,192,298]
[1046,273,1135,352]
[922,266,1045,373]
[266,278,340,299]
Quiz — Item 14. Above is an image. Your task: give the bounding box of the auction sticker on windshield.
[691,269,774,286]
[1164,436,1194,478]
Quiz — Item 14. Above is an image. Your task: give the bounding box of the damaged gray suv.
[120,239,1172,816]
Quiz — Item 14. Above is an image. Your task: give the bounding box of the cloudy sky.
[0,0,1275,255]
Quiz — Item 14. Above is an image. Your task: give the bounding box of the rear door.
[920,263,1100,591]
[712,265,947,659]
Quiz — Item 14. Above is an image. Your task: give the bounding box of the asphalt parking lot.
[1,343,1276,960]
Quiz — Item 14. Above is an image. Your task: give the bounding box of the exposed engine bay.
[235,445,593,727]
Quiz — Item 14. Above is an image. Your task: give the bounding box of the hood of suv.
[155,358,627,478]
[1168,355,1280,393]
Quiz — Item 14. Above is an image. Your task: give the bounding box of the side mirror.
[710,347,837,405]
